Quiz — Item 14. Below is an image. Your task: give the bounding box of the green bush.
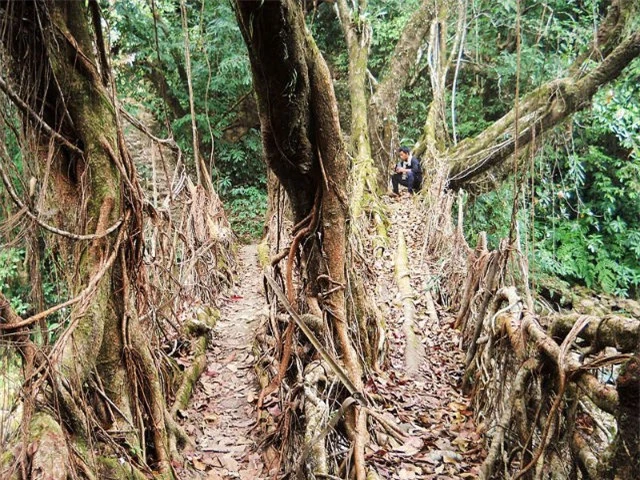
[0,248,30,315]
[222,186,267,243]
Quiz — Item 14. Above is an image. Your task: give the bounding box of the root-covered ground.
[363,194,485,478]
[177,195,484,479]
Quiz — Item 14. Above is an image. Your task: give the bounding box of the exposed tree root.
[394,230,424,375]
[550,313,640,354]
[571,432,598,479]
[301,361,331,477]
[170,307,218,416]
[456,236,638,479]
[480,359,537,479]
[26,413,69,480]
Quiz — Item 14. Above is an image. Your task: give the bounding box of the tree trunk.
[368,0,434,189]
[441,1,640,192]
[0,1,170,475]
[336,0,376,219]
[235,1,367,478]
[413,0,467,161]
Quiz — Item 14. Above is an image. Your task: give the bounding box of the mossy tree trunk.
[0,1,170,476]
[445,28,640,191]
[235,1,368,478]
[367,0,434,190]
[336,0,376,219]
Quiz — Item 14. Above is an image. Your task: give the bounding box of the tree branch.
[369,0,434,174]
[447,31,640,190]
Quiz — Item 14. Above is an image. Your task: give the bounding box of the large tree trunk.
[235,1,368,478]
[0,1,170,476]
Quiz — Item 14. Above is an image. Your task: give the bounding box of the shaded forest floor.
[364,194,484,479]
[177,195,485,479]
[175,244,267,479]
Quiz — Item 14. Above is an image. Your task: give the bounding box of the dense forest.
[0,0,638,479]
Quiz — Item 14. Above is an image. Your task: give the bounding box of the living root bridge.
[459,234,640,479]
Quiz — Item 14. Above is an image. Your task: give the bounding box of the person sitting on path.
[391,146,422,196]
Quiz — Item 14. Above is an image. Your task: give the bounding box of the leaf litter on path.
[362,195,485,479]
[177,197,485,479]
[175,244,267,479]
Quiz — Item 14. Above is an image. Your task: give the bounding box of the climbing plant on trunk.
[0,1,234,477]
[234,1,370,478]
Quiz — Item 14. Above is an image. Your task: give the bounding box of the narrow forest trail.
[177,244,267,480]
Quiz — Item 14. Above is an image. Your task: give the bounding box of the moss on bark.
[28,413,69,480]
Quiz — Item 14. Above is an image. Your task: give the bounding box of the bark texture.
[0,0,170,475]
[235,1,366,477]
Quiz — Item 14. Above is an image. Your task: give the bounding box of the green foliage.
[106,0,263,193]
[222,186,267,243]
[367,0,421,77]
[397,86,429,145]
[446,87,492,140]
[0,248,30,315]
[464,187,518,250]
[534,59,640,297]
[214,129,264,189]
[215,129,266,242]
[465,58,640,297]
[0,247,67,327]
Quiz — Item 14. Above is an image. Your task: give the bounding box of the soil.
[176,244,267,479]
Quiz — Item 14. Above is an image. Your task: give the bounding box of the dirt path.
[178,244,266,480]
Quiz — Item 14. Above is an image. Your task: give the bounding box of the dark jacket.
[396,156,422,177]
[409,156,422,177]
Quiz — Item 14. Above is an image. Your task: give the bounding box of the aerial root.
[394,229,424,375]
[258,189,322,415]
[480,360,536,480]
